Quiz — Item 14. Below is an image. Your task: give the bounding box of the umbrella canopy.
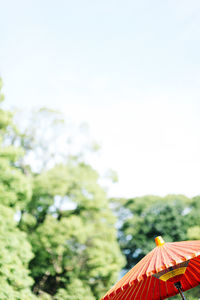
[101,237,200,300]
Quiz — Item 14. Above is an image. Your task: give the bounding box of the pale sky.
[1,0,200,198]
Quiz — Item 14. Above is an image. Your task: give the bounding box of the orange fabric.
[101,240,200,300]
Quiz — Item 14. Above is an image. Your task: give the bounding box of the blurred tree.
[2,74,200,299]
[0,79,36,299]
[114,194,200,300]
[7,107,100,174]
[54,279,95,300]
[22,162,125,299]
[115,195,193,269]
[0,205,36,300]
[0,78,124,299]
[184,196,200,300]
[7,95,124,298]
[187,196,200,240]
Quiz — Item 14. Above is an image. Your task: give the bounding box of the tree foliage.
[115,194,200,299]
[1,77,200,299]
[0,80,36,299]
[25,162,124,299]
[115,195,200,267]
[0,79,124,299]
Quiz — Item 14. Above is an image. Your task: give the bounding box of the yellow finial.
[155,236,165,246]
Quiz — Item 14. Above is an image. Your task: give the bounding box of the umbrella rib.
[183,270,195,290]
[145,247,160,276]
[187,262,200,282]
[189,256,200,267]
[164,280,169,299]
[114,247,157,294]
[154,246,162,274]
[170,243,200,259]
[159,245,170,269]
[183,266,199,289]
[124,281,140,300]
[132,280,144,299]
[158,278,161,300]
[139,277,149,300]
[135,249,157,282]
[123,283,136,300]
[144,275,153,300]
[113,289,123,300]
[113,288,123,300]
[164,245,185,265]
[152,275,157,300]
[101,239,200,300]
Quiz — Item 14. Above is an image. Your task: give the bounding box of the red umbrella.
[101,236,200,300]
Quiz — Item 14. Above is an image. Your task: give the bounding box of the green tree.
[116,195,193,268]
[12,108,125,299]
[187,196,200,240]
[0,205,36,300]
[0,79,36,299]
[10,107,100,174]
[54,279,95,300]
[115,194,200,300]
[22,162,125,299]
[1,79,124,299]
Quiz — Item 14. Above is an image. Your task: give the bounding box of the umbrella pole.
[174,282,186,300]
[177,287,186,300]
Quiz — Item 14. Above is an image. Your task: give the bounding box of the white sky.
[1,0,200,198]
